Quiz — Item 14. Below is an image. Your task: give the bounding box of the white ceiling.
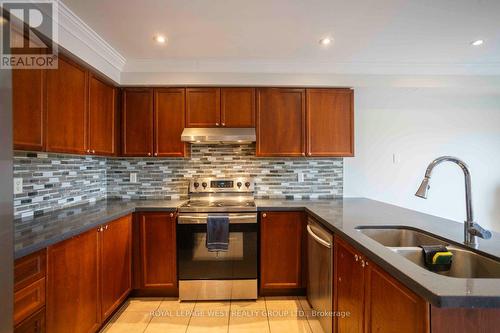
[61,0,500,76]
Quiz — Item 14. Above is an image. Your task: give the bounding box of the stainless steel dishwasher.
[307,217,333,333]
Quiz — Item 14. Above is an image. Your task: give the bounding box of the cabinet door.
[47,229,100,333]
[221,88,255,127]
[186,88,221,127]
[260,212,304,294]
[335,238,365,333]
[365,264,429,333]
[88,74,117,156]
[154,88,187,157]
[122,89,154,156]
[46,57,88,154]
[256,88,305,156]
[100,215,132,320]
[306,89,354,157]
[12,68,45,151]
[137,212,177,293]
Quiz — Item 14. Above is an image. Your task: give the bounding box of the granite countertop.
[14,198,500,308]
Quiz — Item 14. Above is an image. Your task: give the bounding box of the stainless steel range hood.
[181,128,256,144]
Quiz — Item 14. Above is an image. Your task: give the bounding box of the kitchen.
[1,1,500,333]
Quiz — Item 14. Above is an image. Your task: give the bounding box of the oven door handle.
[178,214,257,224]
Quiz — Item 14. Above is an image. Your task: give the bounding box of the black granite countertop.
[14,198,500,308]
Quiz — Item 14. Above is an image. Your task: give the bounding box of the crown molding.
[123,58,500,77]
[57,1,126,82]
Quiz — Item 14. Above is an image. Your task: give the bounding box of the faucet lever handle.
[468,222,492,240]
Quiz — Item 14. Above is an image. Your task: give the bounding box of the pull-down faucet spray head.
[415,177,430,199]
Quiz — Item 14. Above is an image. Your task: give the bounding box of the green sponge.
[432,251,453,265]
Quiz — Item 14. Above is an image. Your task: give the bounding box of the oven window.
[177,223,257,280]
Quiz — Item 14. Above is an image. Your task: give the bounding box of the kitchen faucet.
[415,156,492,248]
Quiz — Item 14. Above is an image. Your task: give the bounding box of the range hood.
[181,127,256,144]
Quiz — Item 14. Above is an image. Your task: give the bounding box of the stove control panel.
[189,178,254,193]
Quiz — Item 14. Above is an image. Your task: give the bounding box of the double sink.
[356,226,500,279]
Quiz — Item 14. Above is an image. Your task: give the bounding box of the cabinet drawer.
[15,249,46,291]
[14,278,46,325]
[15,307,46,333]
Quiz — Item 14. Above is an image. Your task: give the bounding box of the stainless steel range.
[177,178,257,301]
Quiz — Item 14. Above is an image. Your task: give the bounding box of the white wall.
[344,86,500,232]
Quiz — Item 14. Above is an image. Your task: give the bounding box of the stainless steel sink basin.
[390,246,500,279]
[355,226,500,279]
[356,226,449,247]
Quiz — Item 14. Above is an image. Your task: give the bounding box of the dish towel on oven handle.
[206,215,229,252]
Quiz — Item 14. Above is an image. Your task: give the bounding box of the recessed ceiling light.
[154,34,167,44]
[319,37,333,46]
[471,39,484,46]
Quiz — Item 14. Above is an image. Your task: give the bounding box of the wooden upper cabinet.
[47,228,100,333]
[365,263,429,333]
[260,211,305,294]
[122,88,154,157]
[12,68,45,151]
[46,57,88,154]
[100,215,132,320]
[136,212,177,293]
[186,88,221,127]
[221,88,255,127]
[88,75,117,156]
[335,237,365,333]
[154,88,187,157]
[306,88,354,157]
[256,88,305,157]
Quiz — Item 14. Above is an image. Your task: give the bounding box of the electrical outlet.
[14,178,23,194]
[297,172,304,182]
[130,173,137,183]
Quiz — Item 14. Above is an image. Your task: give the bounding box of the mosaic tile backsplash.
[14,144,343,218]
[13,152,107,218]
[106,144,343,200]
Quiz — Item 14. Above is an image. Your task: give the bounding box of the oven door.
[177,213,258,280]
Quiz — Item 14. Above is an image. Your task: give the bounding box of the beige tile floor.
[100,296,324,333]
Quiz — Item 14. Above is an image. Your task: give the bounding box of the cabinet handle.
[154,152,158,156]
[92,150,95,154]
[148,152,152,156]
[170,213,174,218]
[97,226,102,232]
[105,225,108,230]
[361,260,366,268]
[222,122,226,127]
[262,213,267,218]
[354,254,359,262]
[216,123,220,126]
[86,149,90,153]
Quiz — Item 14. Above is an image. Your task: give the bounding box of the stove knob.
[237,182,242,188]
[194,182,200,188]
[202,182,208,189]
[245,181,251,188]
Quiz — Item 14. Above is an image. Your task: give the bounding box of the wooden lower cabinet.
[14,249,47,332]
[133,212,177,295]
[47,228,100,333]
[334,236,429,333]
[260,211,306,295]
[365,263,429,333]
[47,215,132,333]
[335,237,365,333]
[100,215,132,319]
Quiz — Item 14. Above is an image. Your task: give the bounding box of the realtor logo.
[1,0,58,69]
